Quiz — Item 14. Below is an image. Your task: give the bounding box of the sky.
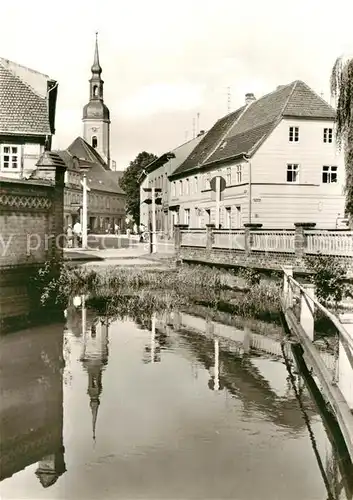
[2,0,353,170]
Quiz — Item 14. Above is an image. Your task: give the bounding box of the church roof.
[57,137,125,195]
[0,58,56,136]
[67,137,107,167]
[170,80,336,179]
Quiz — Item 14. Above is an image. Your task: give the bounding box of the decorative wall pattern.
[0,193,52,211]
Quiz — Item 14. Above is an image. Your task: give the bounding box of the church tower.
[83,33,111,168]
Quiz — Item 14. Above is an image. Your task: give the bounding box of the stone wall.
[0,154,66,332]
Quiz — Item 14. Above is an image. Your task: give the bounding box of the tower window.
[93,85,99,97]
[92,136,98,148]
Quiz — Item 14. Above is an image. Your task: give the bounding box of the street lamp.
[143,187,162,253]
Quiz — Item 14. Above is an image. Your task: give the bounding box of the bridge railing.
[177,225,353,257]
[213,230,245,250]
[180,229,207,247]
[250,230,296,253]
[304,230,353,256]
[282,265,353,462]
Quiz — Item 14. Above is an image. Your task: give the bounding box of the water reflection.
[0,322,66,486]
[1,298,352,500]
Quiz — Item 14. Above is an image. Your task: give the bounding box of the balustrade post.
[206,224,215,254]
[174,224,188,261]
[294,222,316,258]
[282,266,293,308]
[300,284,316,341]
[338,313,353,410]
[243,223,262,255]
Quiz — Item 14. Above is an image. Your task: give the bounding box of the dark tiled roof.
[0,60,51,135]
[282,80,336,119]
[171,108,245,177]
[67,137,108,169]
[208,121,277,163]
[86,163,125,194]
[172,80,336,175]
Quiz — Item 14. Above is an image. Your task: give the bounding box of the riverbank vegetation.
[36,256,351,337]
[37,261,283,324]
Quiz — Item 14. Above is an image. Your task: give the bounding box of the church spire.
[90,397,100,443]
[91,32,102,75]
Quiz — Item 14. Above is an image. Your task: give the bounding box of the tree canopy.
[330,56,353,222]
[119,151,158,226]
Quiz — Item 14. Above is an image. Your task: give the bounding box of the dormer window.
[92,136,98,148]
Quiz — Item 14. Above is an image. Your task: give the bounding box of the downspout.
[243,154,252,224]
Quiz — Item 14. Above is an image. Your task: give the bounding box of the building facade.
[59,137,125,232]
[140,133,204,237]
[167,81,345,229]
[0,58,58,179]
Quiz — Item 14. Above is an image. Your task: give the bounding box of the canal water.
[0,300,351,500]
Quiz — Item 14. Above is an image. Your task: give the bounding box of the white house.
[168,81,346,229]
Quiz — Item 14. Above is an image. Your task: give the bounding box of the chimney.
[245,93,256,105]
[197,129,205,137]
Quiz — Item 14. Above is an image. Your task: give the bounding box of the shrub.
[304,254,349,307]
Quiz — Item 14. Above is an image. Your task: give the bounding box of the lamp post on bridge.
[143,187,162,253]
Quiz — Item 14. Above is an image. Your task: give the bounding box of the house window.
[323,128,333,143]
[179,180,183,196]
[92,136,98,148]
[226,167,231,185]
[235,206,242,228]
[287,164,299,183]
[225,207,231,228]
[205,209,211,225]
[289,126,299,142]
[1,145,20,170]
[236,165,242,184]
[185,178,190,195]
[322,165,337,183]
[172,181,176,197]
[184,208,190,225]
[194,176,198,193]
[205,173,211,189]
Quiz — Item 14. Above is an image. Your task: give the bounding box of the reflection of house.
[79,303,109,441]
[139,134,204,237]
[0,57,57,179]
[0,323,66,485]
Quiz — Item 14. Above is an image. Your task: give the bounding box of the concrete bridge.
[158,223,353,277]
[281,267,353,463]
